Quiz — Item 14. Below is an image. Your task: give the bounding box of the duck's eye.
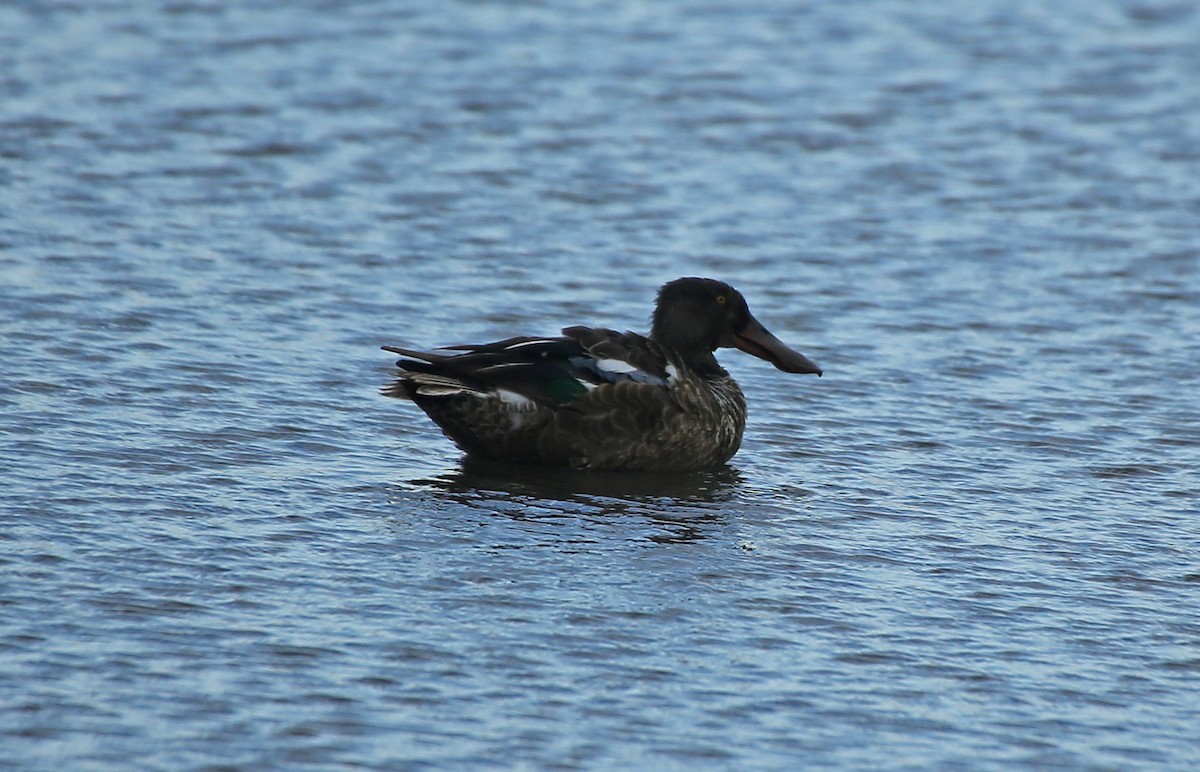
[715,295,727,305]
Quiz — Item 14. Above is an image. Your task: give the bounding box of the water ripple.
[3,0,1200,769]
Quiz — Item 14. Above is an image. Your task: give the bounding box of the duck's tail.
[380,345,485,399]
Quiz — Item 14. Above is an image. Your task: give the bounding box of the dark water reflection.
[395,460,746,544]
[415,457,744,504]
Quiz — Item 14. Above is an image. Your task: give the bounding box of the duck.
[381,277,822,471]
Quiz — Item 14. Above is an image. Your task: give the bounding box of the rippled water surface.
[4,1,1200,768]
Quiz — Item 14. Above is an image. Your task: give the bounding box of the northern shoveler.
[381,277,822,471]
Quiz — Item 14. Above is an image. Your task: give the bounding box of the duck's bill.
[734,318,823,376]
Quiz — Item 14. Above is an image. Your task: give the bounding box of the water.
[3,0,1199,768]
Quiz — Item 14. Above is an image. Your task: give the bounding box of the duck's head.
[650,277,823,376]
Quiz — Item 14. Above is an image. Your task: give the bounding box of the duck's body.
[382,278,821,471]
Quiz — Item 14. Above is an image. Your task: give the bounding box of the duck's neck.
[649,331,726,377]
[686,351,728,378]
[650,308,729,377]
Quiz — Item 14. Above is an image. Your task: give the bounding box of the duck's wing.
[560,326,674,387]
[382,328,677,408]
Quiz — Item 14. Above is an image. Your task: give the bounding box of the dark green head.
[650,277,822,376]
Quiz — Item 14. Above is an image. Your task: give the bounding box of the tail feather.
[382,344,445,361]
[381,345,486,400]
[380,371,483,399]
[379,379,412,399]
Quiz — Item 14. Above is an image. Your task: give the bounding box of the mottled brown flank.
[419,365,745,471]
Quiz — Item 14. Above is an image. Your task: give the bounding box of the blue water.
[3,1,1199,768]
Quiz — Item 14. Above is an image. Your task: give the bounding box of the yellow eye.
[715,295,727,305]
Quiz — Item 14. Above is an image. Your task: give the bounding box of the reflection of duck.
[382,277,821,471]
[398,459,746,544]
[417,456,745,503]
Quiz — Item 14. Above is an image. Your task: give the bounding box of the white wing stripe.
[496,389,536,408]
[504,339,559,350]
[594,358,640,373]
